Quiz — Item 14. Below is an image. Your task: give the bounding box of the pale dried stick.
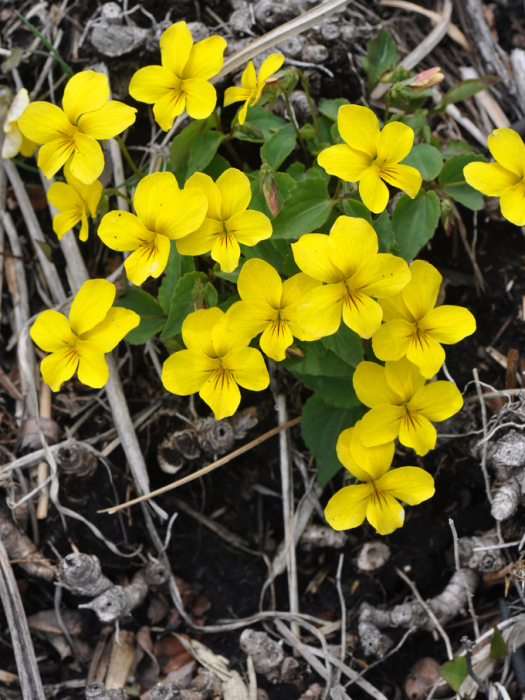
[473,368,493,505]
[30,28,64,100]
[459,67,510,129]
[36,383,52,519]
[335,553,347,685]
[449,518,481,639]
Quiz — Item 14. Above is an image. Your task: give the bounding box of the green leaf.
[284,343,353,377]
[440,657,468,693]
[294,373,360,408]
[114,289,166,344]
[271,178,333,240]
[321,324,363,368]
[233,107,287,142]
[249,172,295,218]
[261,123,297,169]
[158,242,195,314]
[161,272,217,340]
[401,144,443,181]
[168,118,222,184]
[319,97,350,121]
[241,239,284,273]
[373,211,394,253]
[341,199,372,223]
[301,396,361,485]
[362,30,399,85]
[490,626,507,660]
[186,130,224,181]
[438,153,487,210]
[443,76,500,106]
[392,190,440,261]
[1,47,23,72]
[204,153,230,179]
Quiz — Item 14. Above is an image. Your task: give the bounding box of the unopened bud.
[408,67,444,91]
[439,199,454,236]
[259,162,279,216]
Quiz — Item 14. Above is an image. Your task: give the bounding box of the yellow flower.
[30,279,139,392]
[18,71,136,184]
[47,162,103,242]
[317,105,422,214]
[98,171,208,286]
[372,260,476,378]
[176,169,273,273]
[464,128,525,226]
[326,422,435,534]
[2,88,38,159]
[161,307,270,420]
[353,357,463,456]
[291,216,411,339]
[224,54,284,125]
[128,21,227,130]
[228,258,321,361]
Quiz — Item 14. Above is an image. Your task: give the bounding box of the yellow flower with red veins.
[372,260,476,378]
[129,21,227,130]
[18,71,136,184]
[176,169,273,273]
[98,171,208,286]
[317,105,422,214]
[353,357,463,456]
[2,88,38,159]
[224,54,284,125]
[326,421,435,535]
[291,216,410,340]
[30,279,139,392]
[464,128,525,226]
[161,307,270,420]
[47,162,103,242]
[228,258,321,361]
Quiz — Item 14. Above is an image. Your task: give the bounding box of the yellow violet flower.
[98,171,208,286]
[47,162,103,242]
[353,357,463,456]
[30,279,139,392]
[176,169,273,273]
[2,88,38,159]
[317,105,422,214]
[291,216,410,339]
[464,128,525,226]
[228,258,321,361]
[128,21,227,130]
[161,307,270,421]
[224,53,285,125]
[325,421,434,534]
[18,70,136,185]
[372,260,476,379]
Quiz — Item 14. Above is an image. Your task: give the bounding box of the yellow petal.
[216,168,252,219]
[399,410,436,455]
[358,166,390,214]
[406,331,445,380]
[328,216,377,278]
[79,210,89,242]
[69,279,115,336]
[402,260,441,320]
[380,163,422,199]
[81,307,140,351]
[40,347,78,392]
[212,312,251,356]
[409,381,463,421]
[500,182,525,226]
[183,35,227,80]
[325,483,373,531]
[162,349,218,394]
[129,65,177,103]
[341,290,383,338]
[297,284,344,338]
[76,342,110,388]
[258,53,285,83]
[62,71,109,124]
[98,211,153,251]
[350,253,411,298]
[259,320,293,361]
[225,346,270,390]
[241,61,257,90]
[226,210,273,246]
[366,490,405,535]
[134,172,196,237]
[292,234,344,284]
[124,233,171,285]
[224,87,251,108]
[19,134,38,157]
[200,368,241,420]
[18,102,73,144]
[337,424,395,481]
[1,128,22,158]
[228,300,274,338]
[336,427,372,481]
[372,319,414,361]
[237,258,282,307]
[488,127,525,177]
[182,307,224,355]
[379,293,414,323]
[183,78,217,120]
[384,357,425,404]
[53,210,82,239]
[30,310,76,352]
[377,121,414,164]
[69,132,104,185]
[317,143,371,182]
[463,161,519,196]
[420,305,476,344]
[359,404,405,446]
[153,90,186,131]
[353,361,401,408]
[160,22,193,76]
[78,100,136,140]
[38,137,75,180]
[175,218,222,255]
[47,181,83,212]
[281,273,321,308]
[337,104,379,156]
[211,232,241,272]
[376,466,435,506]
[185,172,222,219]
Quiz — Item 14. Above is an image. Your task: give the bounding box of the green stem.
[15,11,73,77]
[115,135,144,180]
[384,91,391,122]
[297,70,322,143]
[282,89,310,164]
[333,179,342,200]
[214,109,245,168]
[103,188,133,205]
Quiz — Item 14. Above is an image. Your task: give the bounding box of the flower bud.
[259,162,279,216]
[408,67,444,91]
